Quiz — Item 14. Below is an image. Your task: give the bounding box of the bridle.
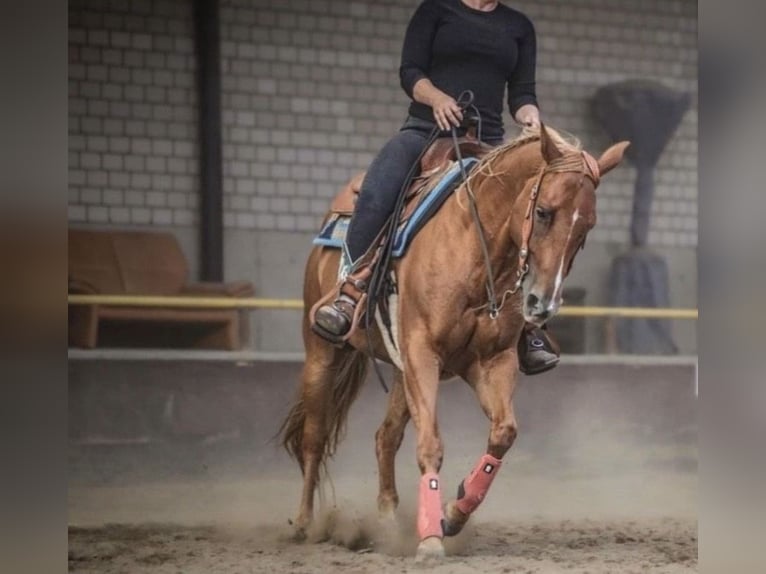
[514,151,601,290]
[455,139,601,319]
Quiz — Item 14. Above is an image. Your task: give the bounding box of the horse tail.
[279,348,369,469]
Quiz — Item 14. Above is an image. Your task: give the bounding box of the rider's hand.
[515,104,540,129]
[431,92,463,131]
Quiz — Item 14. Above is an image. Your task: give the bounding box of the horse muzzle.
[522,291,560,326]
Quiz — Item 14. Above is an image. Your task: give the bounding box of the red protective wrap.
[417,472,444,540]
[455,453,502,515]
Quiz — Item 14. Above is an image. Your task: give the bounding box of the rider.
[313,0,560,374]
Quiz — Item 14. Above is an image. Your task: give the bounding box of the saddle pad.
[313,157,478,258]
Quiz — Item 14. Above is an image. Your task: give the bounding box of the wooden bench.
[68,228,254,350]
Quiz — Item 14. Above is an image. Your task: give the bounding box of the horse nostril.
[526,293,539,309]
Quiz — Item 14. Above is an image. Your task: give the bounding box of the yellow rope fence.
[68,294,698,319]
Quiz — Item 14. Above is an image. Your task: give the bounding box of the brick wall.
[69,0,697,246]
[68,0,697,352]
[216,0,698,247]
[527,0,698,247]
[69,0,198,228]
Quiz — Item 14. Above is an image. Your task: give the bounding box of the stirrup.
[310,321,348,346]
[310,244,370,345]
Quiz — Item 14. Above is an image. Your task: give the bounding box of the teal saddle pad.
[313,158,478,258]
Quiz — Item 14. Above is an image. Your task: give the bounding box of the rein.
[451,128,502,317]
[364,123,441,393]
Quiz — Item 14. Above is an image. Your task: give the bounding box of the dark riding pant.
[345,115,503,262]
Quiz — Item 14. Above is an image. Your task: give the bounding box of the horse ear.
[540,122,563,163]
[597,141,630,176]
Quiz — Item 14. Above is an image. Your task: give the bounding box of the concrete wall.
[68,0,698,353]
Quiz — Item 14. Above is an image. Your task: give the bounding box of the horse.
[280,124,629,559]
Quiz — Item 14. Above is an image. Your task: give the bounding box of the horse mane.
[468,125,582,183]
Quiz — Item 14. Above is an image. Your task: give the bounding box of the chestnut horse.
[280,125,629,558]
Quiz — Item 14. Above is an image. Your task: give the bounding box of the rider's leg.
[344,130,432,262]
[313,127,431,339]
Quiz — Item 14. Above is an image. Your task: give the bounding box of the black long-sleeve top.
[399,0,538,139]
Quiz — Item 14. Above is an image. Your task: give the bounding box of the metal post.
[194,0,223,281]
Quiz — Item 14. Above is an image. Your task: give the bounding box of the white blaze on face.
[550,208,580,310]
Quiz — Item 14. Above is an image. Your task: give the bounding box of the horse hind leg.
[280,341,368,540]
[375,369,409,519]
[294,352,335,539]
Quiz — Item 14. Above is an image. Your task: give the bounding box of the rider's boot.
[312,246,371,343]
[518,323,560,375]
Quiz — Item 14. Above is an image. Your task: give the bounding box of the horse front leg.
[401,342,446,559]
[375,369,410,519]
[443,350,519,537]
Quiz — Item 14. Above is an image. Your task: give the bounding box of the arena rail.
[67,294,698,319]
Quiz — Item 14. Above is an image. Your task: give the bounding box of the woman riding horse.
[283,124,629,556]
[313,0,560,375]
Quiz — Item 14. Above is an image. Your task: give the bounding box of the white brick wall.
[69,0,198,228]
[523,0,698,247]
[69,0,697,248]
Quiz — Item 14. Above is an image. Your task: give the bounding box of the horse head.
[512,125,629,325]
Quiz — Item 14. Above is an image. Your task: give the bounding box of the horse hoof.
[291,518,310,542]
[375,510,399,551]
[442,502,469,537]
[415,536,445,561]
[378,506,397,523]
[291,526,308,542]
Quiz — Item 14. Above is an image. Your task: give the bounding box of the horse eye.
[535,206,552,221]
